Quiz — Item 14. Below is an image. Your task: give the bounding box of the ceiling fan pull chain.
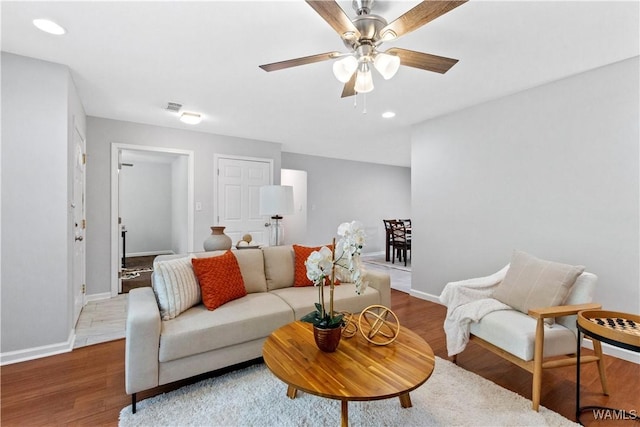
[363,93,367,115]
[353,93,357,109]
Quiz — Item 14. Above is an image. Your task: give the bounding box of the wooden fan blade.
[306,0,361,41]
[341,72,357,98]
[259,51,341,72]
[387,48,458,74]
[380,0,467,40]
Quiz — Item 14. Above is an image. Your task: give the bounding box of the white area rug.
[119,357,577,427]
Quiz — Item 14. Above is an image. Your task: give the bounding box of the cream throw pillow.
[492,250,585,315]
[153,256,201,320]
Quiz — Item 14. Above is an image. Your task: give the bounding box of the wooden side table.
[576,310,640,423]
[263,321,435,427]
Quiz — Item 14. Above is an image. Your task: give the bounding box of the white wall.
[281,153,411,253]
[120,161,172,254]
[281,169,308,245]
[411,57,639,317]
[1,53,86,359]
[86,117,282,296]
[172,155,189,254]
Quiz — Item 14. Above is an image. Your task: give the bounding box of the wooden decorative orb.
[340,311,358,338]
[358,305,400,345]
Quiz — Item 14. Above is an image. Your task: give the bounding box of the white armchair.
[443,252,609,411]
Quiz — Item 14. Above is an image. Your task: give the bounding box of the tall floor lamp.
[259,185,294,246]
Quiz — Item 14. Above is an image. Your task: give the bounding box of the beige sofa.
[125,245,391,412]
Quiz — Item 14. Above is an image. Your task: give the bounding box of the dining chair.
[390,220,411,266]
[382,219,395,262]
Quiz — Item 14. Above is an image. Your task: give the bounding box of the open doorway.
[110,144,194,295]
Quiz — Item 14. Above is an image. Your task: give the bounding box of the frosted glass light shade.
[354,65,374,93]
[374,53,400,80]
[332,56,358,83]
[180,112,202,125]
[259,185,294,216]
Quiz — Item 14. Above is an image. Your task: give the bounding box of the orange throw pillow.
[192,250,247,310]
[293,244,339,287]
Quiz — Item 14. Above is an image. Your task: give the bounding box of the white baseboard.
[582,338,640,364]
[125,250,174,257]
[0,331,75,366]
[408,289,639,364]
[409,288,441,304]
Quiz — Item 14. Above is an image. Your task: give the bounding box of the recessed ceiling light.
[382,111,396,119]
[33,19,66,35]
[180,112,202,125]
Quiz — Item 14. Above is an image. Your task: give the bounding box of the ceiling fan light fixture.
[332,56,358,83]
[180,112,202,125]
[342,30,357,40]
[374,53,400,80]
[354,63,374,94]
[380,30,397,42]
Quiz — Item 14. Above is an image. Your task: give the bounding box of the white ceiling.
[2,1,638,167]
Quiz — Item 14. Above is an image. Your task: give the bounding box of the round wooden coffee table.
[263,321,435,426]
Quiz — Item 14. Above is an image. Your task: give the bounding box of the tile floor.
[73,255,411,349]
[74,294,128,348]
[362,256,411,294]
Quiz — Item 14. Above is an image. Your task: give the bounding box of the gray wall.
[282,153,411,253]
[411,57,639,316]
[172,155,189,254]
[120,161,173,254]
[1,53,86,355]
[86,117,282,295]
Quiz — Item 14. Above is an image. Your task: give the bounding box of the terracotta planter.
[203,226,232,251]
[313,325,342,352]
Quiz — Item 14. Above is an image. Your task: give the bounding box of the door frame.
[72,123,86,326]
[110,143,195,296]
[213,154,274,227]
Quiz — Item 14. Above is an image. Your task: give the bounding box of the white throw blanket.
[439,265,512,356]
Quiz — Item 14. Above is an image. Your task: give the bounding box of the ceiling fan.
[259,0,467,98]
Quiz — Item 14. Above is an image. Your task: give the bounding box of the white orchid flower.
[303,221,368,327]
[305,246,333,285]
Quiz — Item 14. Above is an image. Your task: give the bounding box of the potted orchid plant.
[301,221,368,350]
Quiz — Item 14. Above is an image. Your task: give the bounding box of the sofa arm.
[528,302,601,320]
[364,269,391,308]
[125,287,161,395]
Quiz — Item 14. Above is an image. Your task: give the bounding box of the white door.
[217,157,272,246]
[72,128,86,325]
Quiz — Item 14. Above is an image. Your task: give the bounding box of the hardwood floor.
[2,290,638,426]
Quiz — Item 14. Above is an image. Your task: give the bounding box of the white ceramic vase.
[203,226,232,251]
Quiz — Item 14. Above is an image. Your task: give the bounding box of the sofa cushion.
[153,255,200,320]
[158,293,294,362]
[192,249,267,294]
[469,309,577,361]
[232,248,268,293]
[492,250,585,316]
[271,283,381,320]
[263,245,295,290]
[192,251,247,310]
